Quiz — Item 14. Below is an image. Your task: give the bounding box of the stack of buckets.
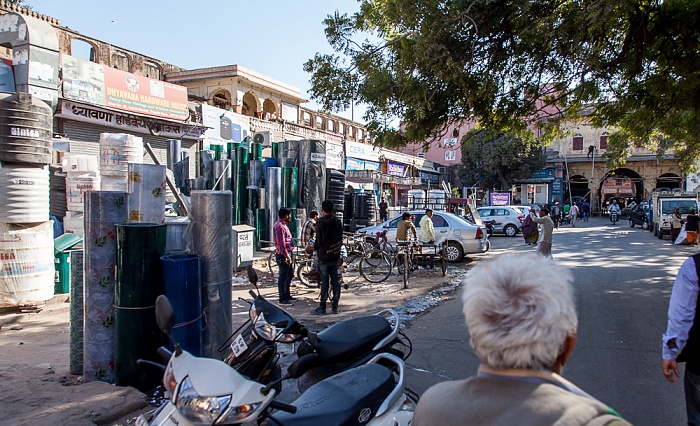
[63,154,101,238]
[100,133,144,192]
[0,92,55,308]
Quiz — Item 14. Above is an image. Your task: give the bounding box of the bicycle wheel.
[344,241,364,265]
[295,259,318,288]
[440,244,448,276]
[359,250,392,283]
[403,251,410,289]
[268,252,279,282]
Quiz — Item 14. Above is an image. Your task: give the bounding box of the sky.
[25,0,364,121]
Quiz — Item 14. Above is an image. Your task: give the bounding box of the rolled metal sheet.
[271,142,279,159]
[197,151,214,186]
[281,167,298,209]
[297,140,327,216]
[161,254,202,357]
[69,249,84,375]
[249,160,265,189]
[127,164,166,224]
[227,143,240,160]
[166,139,181,170]
[245,186,259,228]
[188,191,233,359]
[232,147,249,225]
[251,142,263,161]
[212,160,232,191]
[280,158,296,168]
[83,191,128,384]
[114,223,166,391]
[255,208,266,251]
[211,144,224,161]
[267,168,283,242]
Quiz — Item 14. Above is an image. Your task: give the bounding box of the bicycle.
[358,248,393,283]
[395,238,420,289]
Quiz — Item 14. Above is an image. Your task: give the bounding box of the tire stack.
[351,192,377,231]
[343,190,354,232]
[325,169,345,223]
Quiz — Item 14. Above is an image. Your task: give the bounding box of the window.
[432,214,448,227]
[478,209,492,217]
[445,150,456,161]
[496,209,509,216]
[418,153,425,158]
[600,134,608,150]
[388,217,402,228]
[413,214,424,226]
[573,136,584,151]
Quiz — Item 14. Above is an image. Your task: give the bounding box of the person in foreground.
[413,253,631,426]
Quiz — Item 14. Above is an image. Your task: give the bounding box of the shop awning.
[345,170,421,185]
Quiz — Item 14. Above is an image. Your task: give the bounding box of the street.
[405,216,691,426]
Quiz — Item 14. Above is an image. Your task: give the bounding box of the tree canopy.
[304,1,700,170]
[460,129,546,190]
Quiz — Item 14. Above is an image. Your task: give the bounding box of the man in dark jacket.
[686,209,700,246]
[312,200,343,315]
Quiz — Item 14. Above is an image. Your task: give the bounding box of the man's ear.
[551,333,577,374]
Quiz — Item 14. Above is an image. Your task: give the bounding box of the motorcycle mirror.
[247,265,261,296]
[155,295,176,334]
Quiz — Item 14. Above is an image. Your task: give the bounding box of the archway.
[656,173,683,190]
[211,89,232,110]
[262,99,277,118]
[600,167,644,210]
[567,175,589,203]
[242,91,259,117]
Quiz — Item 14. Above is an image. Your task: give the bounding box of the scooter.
[222,267,412,394]
[138,296,416,426]
[610,211,619,224]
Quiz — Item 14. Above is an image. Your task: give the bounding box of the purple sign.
[387,160,405,177]
[490,192,511,206]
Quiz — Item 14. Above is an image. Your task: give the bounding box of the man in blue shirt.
[662,254,700,425]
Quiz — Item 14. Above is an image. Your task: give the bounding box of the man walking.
[531,208,554,258]
[379,197,389,222]
[551,202,562,229]
[312,200,343,315]
[569,202,579,227]
[419,209,436,269]
[300,210,318,250]
[273,208,295,306]
[582,200,590,221]
[662,253,700,425]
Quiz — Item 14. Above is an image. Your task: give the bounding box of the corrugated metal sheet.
[62,121,198,165]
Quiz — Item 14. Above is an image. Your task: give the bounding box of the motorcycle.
[610,211,619,224]
[223,266,412,394]
[138,295,416,426]
[482,219,495,238]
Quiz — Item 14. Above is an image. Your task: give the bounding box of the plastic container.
[99,133,143,176]
[66,172,101,212]
[0,92,53,165]
[0,164,50,223]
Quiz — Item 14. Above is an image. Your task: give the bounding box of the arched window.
[212,89,232,110]
[302,111,312,125]
[242,91,259,117]
[262,99,277,119]
[143,61,161,79]
[315,116,324,130]
[339,122,346,135]
[111,51,130,72]
[71,38,98,62]
[328,120,335,132]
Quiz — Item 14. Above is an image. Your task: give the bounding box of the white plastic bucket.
[66,172,101,212]
[0,164,50,223]
[62,154,99,173]
[99,133,143,176]
[0,221,55,307]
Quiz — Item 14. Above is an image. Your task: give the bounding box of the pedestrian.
[563,202,571,217]
[662,253,700,425]
[671,207,683,244]
[300,210,319,252]
[273,208,295,306]
[379,197,389,223]
[413,253,631,426]
[569,203,579,227]
[531,208,554,258]
[582,200,590,221]
[396,211,418,245]
[312,200,343,315]
[419,209,435,269]
[687,209,700,246]
[551,202,562,229]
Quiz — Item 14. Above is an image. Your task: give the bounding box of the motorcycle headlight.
[254,313,298,343]
[175,376,231,424]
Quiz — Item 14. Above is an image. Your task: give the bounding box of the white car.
[358,210,489,262]
[476,206,526,237]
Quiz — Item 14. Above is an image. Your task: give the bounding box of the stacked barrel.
[63,153,100,237]
[0,93,55,308]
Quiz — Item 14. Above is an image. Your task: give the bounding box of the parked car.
[511,205,541,217]
[628,203,651,230]
[358,210,489,262]
[476,206,525,237]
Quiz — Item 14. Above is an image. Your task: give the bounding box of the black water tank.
[353,192,376,221]
[343,191,354,224]
[325,169,345,223]
[49,165,67,220]
[0,93,53,165]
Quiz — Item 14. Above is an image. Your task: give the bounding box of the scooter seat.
[270,363,395,426]
[307,315,392,362]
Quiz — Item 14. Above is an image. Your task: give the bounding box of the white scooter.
[137,295,416,426]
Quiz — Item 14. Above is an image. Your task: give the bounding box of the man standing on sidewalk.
[379,197,389,223]
[531,208,554,258]
[273,208,295,306]
[569,203,579,227]
[312,200,343,315]
[662,253,700,425]
[419,209,436,269]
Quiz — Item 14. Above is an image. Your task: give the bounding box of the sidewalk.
[0,255,474,425]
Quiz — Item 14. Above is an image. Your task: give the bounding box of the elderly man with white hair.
[413,253,631,426]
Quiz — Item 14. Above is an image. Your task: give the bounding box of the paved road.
[404,216,692,425]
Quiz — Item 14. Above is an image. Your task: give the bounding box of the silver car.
[357,210,489,262]
[476,206,526,237]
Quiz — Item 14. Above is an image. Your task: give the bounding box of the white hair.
[462,253,578,370]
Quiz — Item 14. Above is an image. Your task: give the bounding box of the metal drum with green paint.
[281,167,298,208]
[251,142,263,161]
[114,223,166,392]
[255,208,266,251]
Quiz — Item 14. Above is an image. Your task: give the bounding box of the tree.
[305,1,700,171]
[459,129,546,191]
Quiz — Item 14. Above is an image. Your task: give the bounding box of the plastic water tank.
[325,169,346,223]
[0,164,50,223]
[99,133,143,177]
[0,93,53,165]
[407,189,425,210]
[427,189,447,211]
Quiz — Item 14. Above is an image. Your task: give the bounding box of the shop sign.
[419,171,440,185]
[364,161,380,171]
[325,141,344,169]
[490,192,511,206]
[531,168,555,179]
[346,158,365,170]
[551,178,563,198]
[387,160,405,177]
[58,100,203,139]
[345,140,380,162]
[201,104,250,145]
[61,53,189,120]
